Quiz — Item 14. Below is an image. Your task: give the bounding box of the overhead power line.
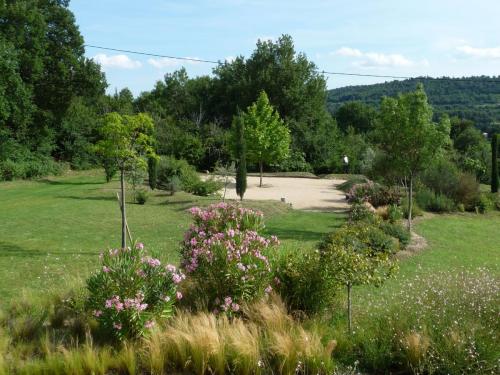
[85,44,500,83]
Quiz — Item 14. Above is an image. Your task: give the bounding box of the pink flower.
[102,266,110,273]
[93,310,102,317]
[176,291,183,300]
[231,303,240,312]
[113,322,122,330]
[136,242,144,250]
[144,320,155,329]
[172,274,182,284]
[265,285,273,294]
[166,264,177,273]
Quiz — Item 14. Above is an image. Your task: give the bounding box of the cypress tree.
[491,134,498,193]
[148,156,158,190]
[235,116,247,200]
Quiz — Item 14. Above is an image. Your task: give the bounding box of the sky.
[70,0,500,96]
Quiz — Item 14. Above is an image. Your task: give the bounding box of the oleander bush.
[180,203,279,314]
[86,243,185,340]
[347,182,402,207]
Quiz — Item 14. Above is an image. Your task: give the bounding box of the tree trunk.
[407,175,413,232]
[347,282,352,333]
[259,160,263,187]
[120,168,126,249]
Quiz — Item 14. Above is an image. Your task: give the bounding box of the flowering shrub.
[347,182,402,207]
[181,202,279,314]
[86,243,185,340]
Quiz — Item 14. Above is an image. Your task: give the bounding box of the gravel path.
[221,176,349,212]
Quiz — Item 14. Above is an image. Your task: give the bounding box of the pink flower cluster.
[105,294,148,312]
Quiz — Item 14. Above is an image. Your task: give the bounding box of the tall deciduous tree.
[233,115,247,200]
[491,134,498,193]
[95,113,156,248]
[375,84,450,231]
[240,91,291,187]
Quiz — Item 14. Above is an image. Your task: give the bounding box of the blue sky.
[70,0,500,96]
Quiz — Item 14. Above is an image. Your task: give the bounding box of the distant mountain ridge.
[327,76,500,132]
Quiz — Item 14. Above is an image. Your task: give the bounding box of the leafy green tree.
[212,35,336,171]
[233,116,247,200]
[0,0,106,163]
[239,91,290,186]
[95,113,156,248]
[491,134,498,193]
[335,101,377,133]
[320,224,397,332]
[375,84,450,230]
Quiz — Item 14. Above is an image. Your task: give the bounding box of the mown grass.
[0,170,344,302]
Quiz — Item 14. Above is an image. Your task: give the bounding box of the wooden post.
[116,191,133,246]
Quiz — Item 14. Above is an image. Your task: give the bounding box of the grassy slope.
[0,170,345,302]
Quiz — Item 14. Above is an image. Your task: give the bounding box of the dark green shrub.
[135,189,148,205]
[103,157,117,182]
[476,193,494,214]
[402,200,423,219]
[0,159,24,180]
[364,225,398,254]
[165,175,182,195]
[272,249,334,314]
[147,157,158,190]
[157,156,200,192]
[421,158,460,197]
[454,173,480,210]
[379,221,411,248]
[277,150,313,172]
[491,134,498,193]
[190,177,223,197]
[416,188,456,213]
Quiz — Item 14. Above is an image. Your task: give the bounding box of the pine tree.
[234,116,247,200]
[491,134,498,193]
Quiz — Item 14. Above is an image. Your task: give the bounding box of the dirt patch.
[221,176,350,212]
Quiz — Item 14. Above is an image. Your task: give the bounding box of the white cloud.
[334,47,426,68]
[148,57,202,69]
[456,45,500,59]
[92,53,142,69]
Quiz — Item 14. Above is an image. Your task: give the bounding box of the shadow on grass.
[38,178,104,186]
[0,241,44,257]
[58,195,117,202]
[264,221,343,242]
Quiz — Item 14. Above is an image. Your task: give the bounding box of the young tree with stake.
[491,134,498,193]
[375,84,449,231]
[233,115,247,200]
[95,112,156,248]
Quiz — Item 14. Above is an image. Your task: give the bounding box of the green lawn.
[0,170,345,302]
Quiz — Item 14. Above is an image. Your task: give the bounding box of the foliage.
[476,193,494,214]
[401,200,423,219]
[387,204,403,223]
[491,134,498,193]
[333,270,500,375]
[379,221,411,248]
[180,203,279,314]
[375,84,450,229]
[337,175,369,192]
[347,182,402,207]
[236,91,291,185]
[416,188,456,213]
[0,0,106,168]
[327,76,500,133]
[319,224,398,285]
[86,243,184,340]
[0,154,64,181]
[135,189,149,205]
[349,203,378,224]
[233,115,247,199]
[454,172,480,210]
[421,157,460,198]
[272,248,333,314]
[147,156,158,190]
[277,149,313,172]
[335,101,377,133]
[190,176,223,197]
[156,156,200,193]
